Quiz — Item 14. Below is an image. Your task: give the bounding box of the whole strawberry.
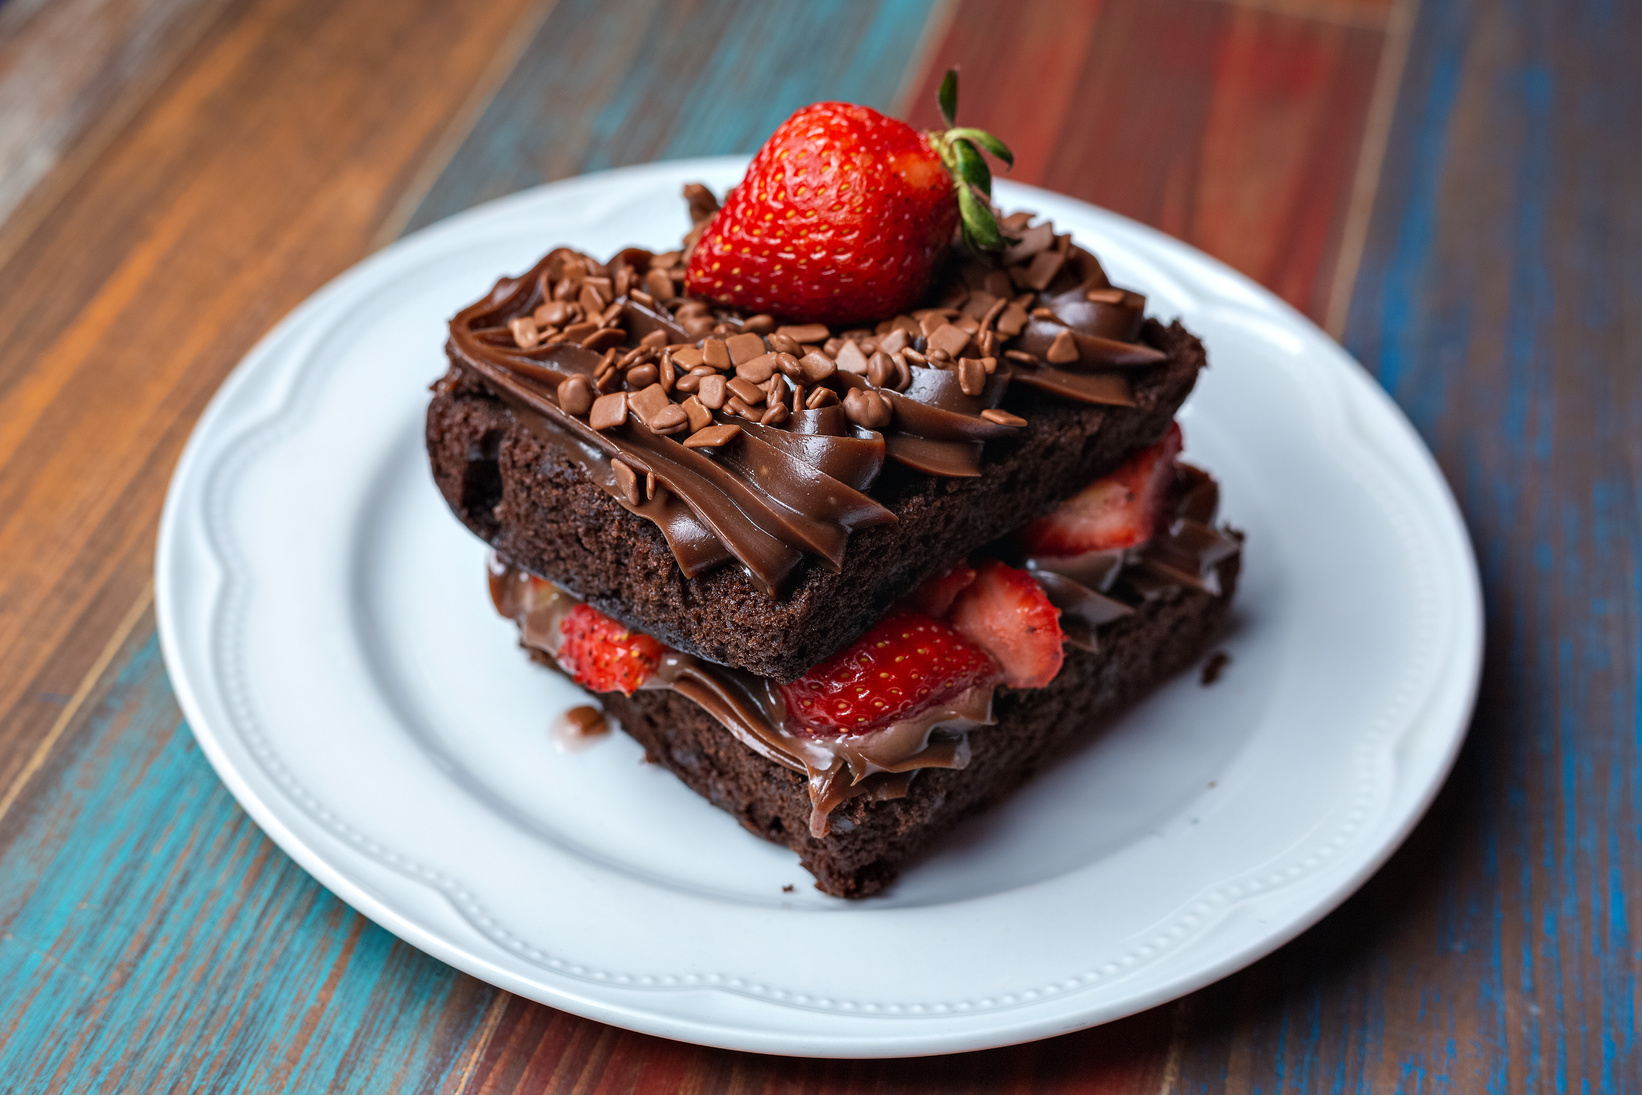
[685,71,1012,325]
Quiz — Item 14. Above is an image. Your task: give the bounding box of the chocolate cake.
[428,190,1207,681]
[427,83,1246,897]
[428,319,1199,681]
[484,458,1242,897]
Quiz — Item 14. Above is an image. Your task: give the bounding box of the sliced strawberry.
[948,560,1065,689]
[903,561,978,618]
[1017,423,1183,557]
[556,603,668,696]
[781,609,1000,736]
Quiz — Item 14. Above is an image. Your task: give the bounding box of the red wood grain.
[449,995,1175,1094]
[904,0,1386,323]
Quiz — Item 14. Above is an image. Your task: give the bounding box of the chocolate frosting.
[489,462,1241,835]
[445,200,1179,595]
[490,558,977,837]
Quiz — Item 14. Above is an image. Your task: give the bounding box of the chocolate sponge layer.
[594,551,1239,898]
[428,319,1205,682]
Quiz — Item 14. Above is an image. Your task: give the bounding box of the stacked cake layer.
[425,196,1242,897]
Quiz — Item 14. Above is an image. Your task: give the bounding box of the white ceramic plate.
[156,158,1482,1058]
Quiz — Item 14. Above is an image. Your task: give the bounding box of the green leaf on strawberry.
[958,185,1005,251]
[947,127,1014,168]
[924,68,1015,253]
[938,68,959,128]
[952,137,991,196]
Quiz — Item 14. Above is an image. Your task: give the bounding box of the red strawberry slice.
[684,73,1013,325]
[556,603,669,696]
[948,560,1065,689]
[903,561,978,618]
[781,609,1000,736]
[1017,423,1183,557]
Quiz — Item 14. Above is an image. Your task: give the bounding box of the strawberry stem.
[926,68,1015,253]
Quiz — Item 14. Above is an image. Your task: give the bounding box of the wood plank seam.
[1155,998,1189,1094]
[368,0,565,252]
[891,0,959,118]
[1323,0,1419,337]
[0,581,153,829]
[447,989,510,1095]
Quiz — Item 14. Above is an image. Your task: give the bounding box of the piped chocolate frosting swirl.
[446,191,1172,595]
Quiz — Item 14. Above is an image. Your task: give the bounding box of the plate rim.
[156,156,1484,1058]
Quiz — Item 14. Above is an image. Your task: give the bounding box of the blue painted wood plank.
[0,629,494,1094]
[403,0,941,234]
[1168,0,1642,1091]
[1345,0,1642,1087]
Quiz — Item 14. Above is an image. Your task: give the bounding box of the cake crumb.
[1200,650,1231,686]
[782,884,795,893]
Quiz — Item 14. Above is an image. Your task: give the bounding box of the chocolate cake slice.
[488,459,1241,898]
[428,192,1206,681]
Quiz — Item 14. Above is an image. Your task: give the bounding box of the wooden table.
[2,0,1636,1089]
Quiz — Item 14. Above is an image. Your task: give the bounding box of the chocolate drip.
[494,396,735,575]
[1008,367,1135,406]
[877,368,1013,440]
[1022,463,1244,624]
[490,558,981,838]
[781,406,848,438]
[1030,571,1133,652]
[1021,316,1168,369]
[459,343,884,592]
[831,367,1009,476]
[737,418,883,489]
[1043,287,1147,342]
[710,427,894,567]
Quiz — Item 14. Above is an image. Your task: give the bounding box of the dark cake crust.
[591,552,1239,898]
[429,319,1205,682]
